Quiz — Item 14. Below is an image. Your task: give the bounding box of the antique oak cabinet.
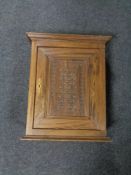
[22,32,112,141]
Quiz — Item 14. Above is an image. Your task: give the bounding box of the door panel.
[33,47,99,129]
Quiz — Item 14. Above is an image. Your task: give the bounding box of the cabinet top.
[26,32,112,43]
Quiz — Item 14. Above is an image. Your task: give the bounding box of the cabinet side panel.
[26,42,37,135]
[97,49,106,130]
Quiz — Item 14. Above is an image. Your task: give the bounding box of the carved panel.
[47,58,88,117]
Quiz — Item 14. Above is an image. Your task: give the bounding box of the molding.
[21,135,112,142]
[26,32,112,43]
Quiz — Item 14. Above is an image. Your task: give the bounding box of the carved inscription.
[47,59,87,117]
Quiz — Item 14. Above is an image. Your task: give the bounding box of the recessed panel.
[47,58,89,117]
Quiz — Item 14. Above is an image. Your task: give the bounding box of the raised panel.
[33,47,99,129]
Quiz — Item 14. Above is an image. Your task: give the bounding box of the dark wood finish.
[22,32,112,141]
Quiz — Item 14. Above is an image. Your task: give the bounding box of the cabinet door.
[33,47,103,130]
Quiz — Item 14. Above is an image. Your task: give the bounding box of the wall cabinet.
[22,32,112,141]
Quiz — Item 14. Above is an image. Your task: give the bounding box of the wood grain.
[23,32,112,141]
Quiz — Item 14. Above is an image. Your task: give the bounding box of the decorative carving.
[47,59,87,117]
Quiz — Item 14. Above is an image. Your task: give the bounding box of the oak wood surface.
[23,32,112,141]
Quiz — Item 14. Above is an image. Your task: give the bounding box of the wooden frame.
[21,32,112,142]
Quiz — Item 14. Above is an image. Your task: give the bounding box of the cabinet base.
[21,135,111,142]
